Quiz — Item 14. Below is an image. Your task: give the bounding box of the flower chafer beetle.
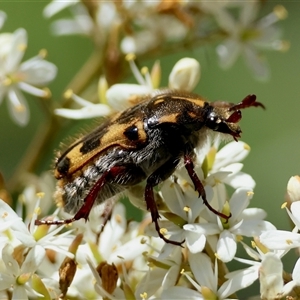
[35,90,264,246]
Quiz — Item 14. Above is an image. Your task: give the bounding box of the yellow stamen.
[281,202,287,209]
[183,206,190,212]
[38,48,47,58]
[15,104,25,112]
[125,53,136,61]
[42,87,51,99]
[141,66,148,75]
[3,78,12,86]
[273,5,288,20]
[243,143,251,151]
[115,214,122,224]
[64,89,73,99]
[36,192,45,198]
[18,43,27,52]
[159,228,168,236]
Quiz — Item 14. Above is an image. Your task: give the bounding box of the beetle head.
[206,94,265,140]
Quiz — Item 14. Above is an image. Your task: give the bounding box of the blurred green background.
[0,1,299,296]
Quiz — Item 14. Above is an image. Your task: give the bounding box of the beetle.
[35,90,264,246]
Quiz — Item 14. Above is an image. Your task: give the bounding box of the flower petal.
[7,87,29,126]
[19,57,57,85]
[216,230,237,262]
[55,104,112,119]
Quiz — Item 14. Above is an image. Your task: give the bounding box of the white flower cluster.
[0,56,298,299]
[44,1,287,80]
[0,1,295,299]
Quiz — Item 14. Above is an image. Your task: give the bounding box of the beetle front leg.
[184,154,231,221]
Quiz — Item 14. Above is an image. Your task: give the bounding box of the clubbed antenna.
[229,94,265,111]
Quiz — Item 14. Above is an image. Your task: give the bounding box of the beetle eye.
[206,112,220,130]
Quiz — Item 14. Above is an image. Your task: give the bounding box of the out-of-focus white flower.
[0,28,57,126]
[121,13,188,55]
[215,3,288,80]
[0,11,6,29]
[43,0,79,18]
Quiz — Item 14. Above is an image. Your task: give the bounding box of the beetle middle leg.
[146,159,185,246]
[184,154,231,221]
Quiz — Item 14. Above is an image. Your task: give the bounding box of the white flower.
[161,252,251,299]
[168,57,200,92]
[58,56,201,120]
[0,244,44,300]
[55,87,112,119]
[260,201,300,251]
[0,198,73,258]
[0,28,57,126]
[135,246,182,298]
[215,3,287,80]
[184,187,274,262]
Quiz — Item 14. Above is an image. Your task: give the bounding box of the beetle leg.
[146,160,185,246]
[184,154,231,221]
[35,167,124,226]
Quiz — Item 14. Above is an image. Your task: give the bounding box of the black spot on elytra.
[80,138,101,154]
[123,125,139,141]
[56,157,70,175]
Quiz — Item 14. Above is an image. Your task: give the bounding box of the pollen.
[140,292,148,299]
[36,192,45,198]
[243,143,251,151]
[159,227,168,235]
[286,239,293,245]
[273,5,288,20]
[141,66,149,75]
[214,253,221,260]
[180,268,185,274]
[17,43,27,52]
[3,78,12,86]
[115,214,123,224]
[2,211,8,219]
[247,191,254,196]
[42,87,52,99]
[34,207,41,215]
[38,48,48,58]
[281,202,287,209]
[64,89,73,99]
[15,104,25,112]
[125,53,136,61]
[183,206,191,212]
[251,240,256,248]
[236,235,243,242]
